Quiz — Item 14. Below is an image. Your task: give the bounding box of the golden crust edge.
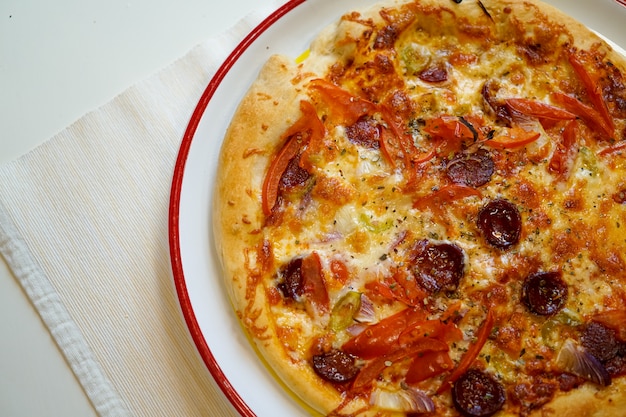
[527,377,626,417]
[213,54,349,414]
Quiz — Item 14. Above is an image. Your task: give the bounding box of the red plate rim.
[168,1,306,416]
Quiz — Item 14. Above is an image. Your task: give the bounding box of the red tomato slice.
[568,53,614,134]
[342,307,426,360]
[413,185,482,233]
[351,338,448,390]
[329,258,350,284]
[405,350,454,384]
[484,127,541,149]
[551,92,613,138]
[399,319,463,347]
[308,79,378,126]
[364,279,397,303]
[413,184,482,210]
[436,309,495,394]
[301,252,329,314]
[440,300,463,322]
[382,111,423,160]
[298,110,328,172]
[548,120,578,179]
[379,125,402,168]
[390,268,428,307]
[422,116,479,158]
[261,101,323,215]
[364,271,427,308]
[423,116,477,141]
[261,132,304,215]
[505,98,576,121]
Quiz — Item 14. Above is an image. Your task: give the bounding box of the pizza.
[213,0,626,415]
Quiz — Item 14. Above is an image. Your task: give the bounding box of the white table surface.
[2,1,626,416]
[0,0,258,415]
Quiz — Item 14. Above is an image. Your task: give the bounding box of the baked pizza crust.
[214,0,626,415]
[529,379,626,417]
[214,55,346,414]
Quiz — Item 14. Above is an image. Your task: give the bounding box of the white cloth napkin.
[0,3,282,416]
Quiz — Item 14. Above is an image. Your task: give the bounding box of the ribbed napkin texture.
[0,5,280,416]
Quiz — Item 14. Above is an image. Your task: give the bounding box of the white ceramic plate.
[169,1,626,416]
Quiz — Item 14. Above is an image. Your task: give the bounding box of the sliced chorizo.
[277,253,329,313]
[452,369,506,417]
[345,115,381,149]
[581,322,621,363]
[580,321,626,377]
[419,64,448,83]
[446,148,495,187]
[280,155,310,190]
[311,350,359,383]
[277,257,305,300]
[477,199,522,249]
[521,271,568,316]
[410,240,465,293]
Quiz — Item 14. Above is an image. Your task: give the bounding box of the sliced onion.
[356,153,386,177]
[333,204,359,235]
[370,386,435,413]
[353,293,375,323]
[556,339,611,386]
[346,322,367,336]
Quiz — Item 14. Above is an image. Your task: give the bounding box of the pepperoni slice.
[580,321,626,377]
[345,115,381,149]
[581,322,621,363]
[280,155,310,190]
[452,369,506,417]
[276,254,329,314]
[419,64,448,83]
[312,350,359,383]
[411,240,465,293]
[477,199,522,249]
[522,271,568,316]
[446,148,495,187]
[277,257,304,300]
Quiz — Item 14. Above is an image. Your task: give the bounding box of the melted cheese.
[244,1,626,415]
